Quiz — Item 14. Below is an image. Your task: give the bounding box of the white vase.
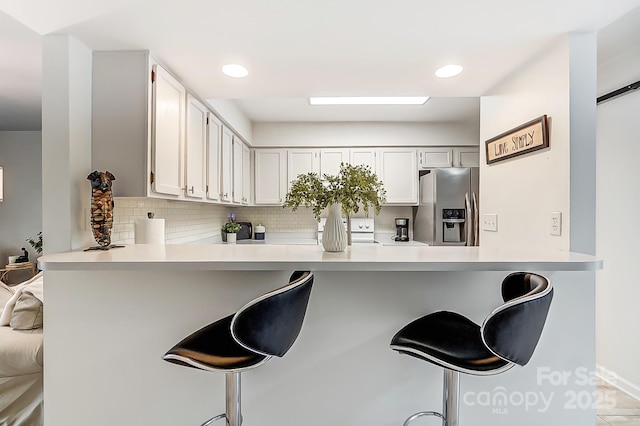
[322,203,347,252]
[227,233,237,243]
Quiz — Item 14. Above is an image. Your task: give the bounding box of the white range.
[317,217,375,244]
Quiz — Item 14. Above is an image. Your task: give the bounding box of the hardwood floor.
[597,379,640,425]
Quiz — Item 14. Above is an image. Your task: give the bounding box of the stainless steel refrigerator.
[413,168,479,246]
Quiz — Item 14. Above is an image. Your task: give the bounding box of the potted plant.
[222,222,241,243]
[284,163,386,251]
[26,231,43,256]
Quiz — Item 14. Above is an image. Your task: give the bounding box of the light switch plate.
[550,212,562,236]
[482,214,498,232]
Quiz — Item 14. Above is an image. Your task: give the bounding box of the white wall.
[595,39,640,397]
[252,121,479,147]
[0,131,42,267]
[207,99,253,144]
[480,35,581,251]
[41,34,94,254]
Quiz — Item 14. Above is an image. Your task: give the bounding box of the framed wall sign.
[485,115,549,164]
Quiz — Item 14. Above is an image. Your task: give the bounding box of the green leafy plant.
[26,232,43,255]
[284,163,386,244]
[222,222,241,233]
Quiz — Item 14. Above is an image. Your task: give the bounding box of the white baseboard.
[596,364,640,401]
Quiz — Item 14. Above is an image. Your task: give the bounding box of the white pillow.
[0,272,43,327]
[11,290,43,329]
[0,280,15,317]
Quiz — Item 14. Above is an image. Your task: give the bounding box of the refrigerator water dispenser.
[442,209,466,243]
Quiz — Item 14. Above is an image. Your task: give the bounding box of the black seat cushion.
[390,311,509,374]
[164,314,267,371]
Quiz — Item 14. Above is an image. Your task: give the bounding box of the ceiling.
[1,0,640,131]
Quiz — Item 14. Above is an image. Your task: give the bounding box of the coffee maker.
[394,218,410,241]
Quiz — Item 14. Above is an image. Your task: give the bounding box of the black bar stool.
[163,271,314,426]
[390,272,553,426]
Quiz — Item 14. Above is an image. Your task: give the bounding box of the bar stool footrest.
[403,410,446,426]
[201,413,226,426]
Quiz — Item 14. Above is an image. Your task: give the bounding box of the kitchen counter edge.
[37,244,602,272]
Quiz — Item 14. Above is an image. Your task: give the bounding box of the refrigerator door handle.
[472,192,479,246]
[465,192,473,246]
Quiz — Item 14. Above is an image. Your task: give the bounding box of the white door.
[255,149,287,205]
[288,149,319,189]
[220,126,233,202]
[242,143,250,205]
[379,149,418,204]
[350,148,378,174]
[320,149,349,177]
[151,64,184,197]
[185,95,207,199]
[233,135,243,204]
[206,113,222,201]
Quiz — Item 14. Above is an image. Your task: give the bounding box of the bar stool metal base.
[201,372,243,426]
[403,369,459,426]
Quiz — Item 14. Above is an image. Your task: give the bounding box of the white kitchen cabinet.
[379,148,418,204]
[242,143,251,205]
[220,126,233,202]
[184,94,207,199]
[418,148,453,168]
[92,52,187,198]
[418,147,480,168]
[288,149,320,188]
[232,135,242,204]
[453,147,480,167]
[320,149,349,176]
[151,64,186,197]
[350,148,378,173]
[233,136,243,204]
[255,149,287,205]
[206,113,222,202]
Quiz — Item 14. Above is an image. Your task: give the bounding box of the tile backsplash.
[111,198,413,244]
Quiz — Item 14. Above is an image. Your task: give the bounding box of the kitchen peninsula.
[40,245,601,426]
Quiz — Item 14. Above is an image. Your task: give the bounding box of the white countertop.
[38,244,602,272]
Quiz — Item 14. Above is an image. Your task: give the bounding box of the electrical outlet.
[482,214,498,232]
[550,212,562,236]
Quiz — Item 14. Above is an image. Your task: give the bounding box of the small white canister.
[8,255,19,264]
[255,224,266,240]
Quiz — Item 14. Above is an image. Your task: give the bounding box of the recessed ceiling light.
[309,96,430,106]
[435,64,463,78]
[222,64,248,78]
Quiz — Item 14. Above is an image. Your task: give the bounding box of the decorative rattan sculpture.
[85,171,122,251]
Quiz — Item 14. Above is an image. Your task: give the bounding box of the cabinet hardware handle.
[188,186,194,194]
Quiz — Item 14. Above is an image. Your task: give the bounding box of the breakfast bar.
[40,244,601,426]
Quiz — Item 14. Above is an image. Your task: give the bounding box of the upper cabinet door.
[350,148,377,174]
[379,148,418,205]
[151,64,185,197]
[220,126,233,202]
[320,149,349,177]
[206,113,222,201]
[255,149,287,205]
[184,95,207,199]
[288,149,319,188]
[242,143,250,205]
[233,136,243,204]
[418,148,453,168]
[453,147,480,167]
